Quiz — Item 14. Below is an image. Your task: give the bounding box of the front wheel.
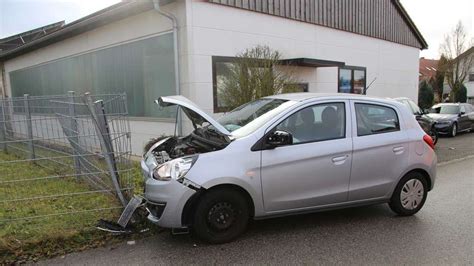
[389,172,428,216]
[192,188,249,244]
[450,122,457,137]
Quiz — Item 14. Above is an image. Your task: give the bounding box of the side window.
[460,105,466,113]
[276,103,345,144]
[355,103,400,136]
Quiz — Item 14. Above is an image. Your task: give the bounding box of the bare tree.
[439,21,473,99]
[219,45,300,110]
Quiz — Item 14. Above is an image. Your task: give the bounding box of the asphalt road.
[435,132,474,163]
[40,156,474,265]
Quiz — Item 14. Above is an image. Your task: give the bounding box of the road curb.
[438,155,474,166]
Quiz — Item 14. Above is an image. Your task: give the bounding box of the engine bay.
[144,132,230,164]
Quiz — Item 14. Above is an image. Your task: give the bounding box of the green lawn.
[0,151,143,263]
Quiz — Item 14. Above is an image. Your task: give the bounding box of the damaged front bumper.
[141,159,197,229]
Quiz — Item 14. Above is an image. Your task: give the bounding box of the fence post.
[68,91,81,175]
[85,93,126,207]
[24,94,35,160]
[0,99,6,152]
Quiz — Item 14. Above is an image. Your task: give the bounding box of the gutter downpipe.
[152,0,182,135]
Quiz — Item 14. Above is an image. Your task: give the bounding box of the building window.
[213,57,237,113]
[213,56,291,113]
[338,66,367,94]
[285,83,309,92]
[469,73,474,82]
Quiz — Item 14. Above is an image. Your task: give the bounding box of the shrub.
[418,80,434,109]
[453,83,467,103]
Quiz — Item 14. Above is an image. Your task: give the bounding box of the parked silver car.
[141,93,437,243]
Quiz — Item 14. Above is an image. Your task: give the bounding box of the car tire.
[450,122,457,137]
[192,188,249,244]
[389,172,428,216]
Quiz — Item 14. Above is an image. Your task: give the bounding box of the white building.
[0,0,428,154]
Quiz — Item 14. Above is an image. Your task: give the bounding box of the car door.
[466,104,474,130]
[260,100,352,212]
[348,101,409,201]
[459,104,470,131]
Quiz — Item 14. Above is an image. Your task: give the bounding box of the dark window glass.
[276,102,346,144]
[285,83,309,92]
[339,69,352,93]
[355,103,400,136]
[429,105,460,114]
[214,60,235,112]
[468,73,474,82]
[338,66,366,94]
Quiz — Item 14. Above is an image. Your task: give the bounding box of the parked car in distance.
[427,103,474,137]
[141,93,437,243]
[394,97,438,145]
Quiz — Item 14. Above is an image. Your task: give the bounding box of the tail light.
[423,134,435,150]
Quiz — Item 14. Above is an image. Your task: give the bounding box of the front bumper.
[434,123,452,134]
[141,160,196,228]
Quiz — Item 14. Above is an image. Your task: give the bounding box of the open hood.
[156,95,231,136]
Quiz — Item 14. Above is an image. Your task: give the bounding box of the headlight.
[152,155,198,181]
[437,120,451,125]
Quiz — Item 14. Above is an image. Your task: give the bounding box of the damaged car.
[141,94,437,243]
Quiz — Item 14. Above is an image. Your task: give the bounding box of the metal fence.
[0,92,133,232]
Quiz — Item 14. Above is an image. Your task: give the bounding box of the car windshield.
[215,98,296,138]
[430,105,459,114]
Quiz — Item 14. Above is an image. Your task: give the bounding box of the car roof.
[393,97,411,101]
[265,92,395,104]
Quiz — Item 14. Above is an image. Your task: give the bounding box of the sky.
[0,0,472,59]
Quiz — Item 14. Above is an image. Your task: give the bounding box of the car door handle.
[393,146,404,154]
[331,155,348,165]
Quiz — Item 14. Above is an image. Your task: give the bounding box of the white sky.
[400,0,473,59]
[1,0,472,59]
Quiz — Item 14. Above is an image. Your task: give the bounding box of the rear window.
[355,103,400,136]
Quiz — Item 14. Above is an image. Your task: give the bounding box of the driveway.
[39,156,474,265]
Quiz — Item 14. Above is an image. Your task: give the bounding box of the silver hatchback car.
[141,93,437,243]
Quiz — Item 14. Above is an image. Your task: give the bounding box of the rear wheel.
[389,172,428,216]
[192,188,249,244]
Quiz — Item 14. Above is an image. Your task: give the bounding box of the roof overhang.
[278,58,345,68]
[392,0,428,50]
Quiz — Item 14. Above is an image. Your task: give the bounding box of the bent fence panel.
[0,92,133,243]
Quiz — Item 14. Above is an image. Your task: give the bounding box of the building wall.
[2,3,187,155]
[2,0,422,154]
[183,0,420,114]
[465,64,474,98]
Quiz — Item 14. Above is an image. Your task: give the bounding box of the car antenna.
[364,77,377,95]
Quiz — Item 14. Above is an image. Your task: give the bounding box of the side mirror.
[266,130,293,148]
[459,112,465,117]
